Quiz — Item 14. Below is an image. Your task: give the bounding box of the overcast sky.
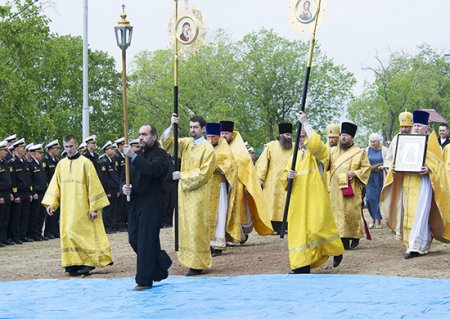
[43,0,449,94]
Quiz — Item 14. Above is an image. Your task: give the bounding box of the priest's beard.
[279,136,293,150]
[340,141,353,150]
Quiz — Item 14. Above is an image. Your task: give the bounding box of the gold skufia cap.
[326,123,340,137]
[399,110,413,127]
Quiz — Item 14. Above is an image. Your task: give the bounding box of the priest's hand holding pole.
[287,170,296,180]
[122,184,132,196]
[123,143,135,201]
[171,113,179,126]
[297,111,308,125]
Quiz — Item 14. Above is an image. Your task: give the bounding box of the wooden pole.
[121,49,131,202]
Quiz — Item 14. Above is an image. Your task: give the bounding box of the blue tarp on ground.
[1,274,449,318]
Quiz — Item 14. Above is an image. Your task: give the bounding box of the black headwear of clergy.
[340,122,358,137]
[412,110,430,125]
[206,123,221,136]
[220,121,234,133]
[278,123,292,135]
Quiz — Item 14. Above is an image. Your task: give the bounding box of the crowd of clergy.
[0,108,449,276]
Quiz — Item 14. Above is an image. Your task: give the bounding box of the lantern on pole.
[115,5,133,202]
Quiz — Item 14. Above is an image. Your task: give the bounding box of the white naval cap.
[0,140,8,150]
[101,140,113,151]
[130,138,140,145]
[26,143,34,151]
[114,137,125,145]
[4,134,17,142]
[30,143,44,152]
[45,139,60,149]
[78,141,87,150]
[12,138,26,149]
[84,135,97,143]
[112,143,118,149]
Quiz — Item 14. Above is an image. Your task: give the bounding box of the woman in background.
[365,133,387,228]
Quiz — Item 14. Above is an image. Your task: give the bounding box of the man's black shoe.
[404,251,420,259]
[4,239,15,245]
[292,265,311,274]
[185,268,203,276]
[68,271,80,277]
[46,233,55,239]
[333,255,343,268]
[341,238,350,250]
[0,242,6,247]
[32,236,43,241]
[14,239,23,245]
[40,235,49,241]
[211,249,223,257]
[350,239,359,249]
[22,237,34,242]
[77,266,95,275]
[240,234,249,245]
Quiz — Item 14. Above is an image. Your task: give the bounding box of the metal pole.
[280,0,322,239]
[82,0,89,139]
[173,0,180,252]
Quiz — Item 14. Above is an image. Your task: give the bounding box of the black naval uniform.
[0,159,13,245]
[99,155,120,232]
[5,150,13,161]
[113,151,127,231]
[10,156,33,243]
[43,154,60,238]
[29,157,48,240]
[84,151,101,175]
[126,142,172,287]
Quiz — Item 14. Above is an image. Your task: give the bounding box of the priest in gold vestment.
[380,111,449,259]
[256,123,294,234]
[282,112,344,274]
[206,123,240,256]
[381,110,413,239]
[328,122,371,250]
[220,121,273,242]
[444,144,450,240]
[42,135,112,276]
[162,114,216,276]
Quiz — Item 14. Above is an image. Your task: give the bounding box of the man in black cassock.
[122,124,172,291]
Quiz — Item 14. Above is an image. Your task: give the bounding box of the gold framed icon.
[393,134,428,173]
[295,0,317,24]
[176,15,198,45]
[288,0,327,33]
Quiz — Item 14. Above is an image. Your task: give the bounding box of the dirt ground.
[1,210,449,282]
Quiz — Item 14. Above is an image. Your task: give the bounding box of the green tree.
[0,0,50,139]
[0,1,123,145]
[348,45,450,142]
[236,29,355,143]
[129,29,355,147]
[128,29,241,139]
